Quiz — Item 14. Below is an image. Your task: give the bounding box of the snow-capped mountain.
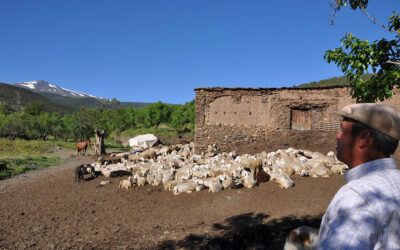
[12,80,107,100]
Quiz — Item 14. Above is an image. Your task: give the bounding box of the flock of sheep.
[90,143,348,195]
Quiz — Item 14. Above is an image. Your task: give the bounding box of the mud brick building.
[194,86,400,153]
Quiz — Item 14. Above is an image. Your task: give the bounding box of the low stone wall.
[195,124,275,153]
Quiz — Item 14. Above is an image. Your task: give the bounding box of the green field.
[0,138,74,179]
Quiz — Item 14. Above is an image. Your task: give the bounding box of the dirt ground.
[1,131,399,249]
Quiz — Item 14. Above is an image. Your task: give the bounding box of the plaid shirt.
[318,158,400,250]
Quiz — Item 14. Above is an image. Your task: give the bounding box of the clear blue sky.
[0,0,397,104]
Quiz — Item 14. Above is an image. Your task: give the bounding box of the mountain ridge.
[8,80,152,110]
[0,83,74,114]
[12,80,108,100]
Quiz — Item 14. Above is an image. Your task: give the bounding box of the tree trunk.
[94,129,106,156]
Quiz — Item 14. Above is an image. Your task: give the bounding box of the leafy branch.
[326,0,400,102]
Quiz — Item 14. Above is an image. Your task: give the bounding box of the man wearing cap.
[317,103,400,249]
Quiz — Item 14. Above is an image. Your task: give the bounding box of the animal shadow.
[157,213,321,249]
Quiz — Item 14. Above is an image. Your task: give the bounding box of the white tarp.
[129,134,158,148]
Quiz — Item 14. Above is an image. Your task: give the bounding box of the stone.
[129,134,158,149]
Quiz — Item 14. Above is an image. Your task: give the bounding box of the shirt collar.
[344,158,397,183]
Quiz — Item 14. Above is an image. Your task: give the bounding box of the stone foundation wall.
[195,124,276,153]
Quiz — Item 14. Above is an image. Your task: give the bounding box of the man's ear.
[357,129,371,148]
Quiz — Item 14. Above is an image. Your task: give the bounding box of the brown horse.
[77,139,91,156]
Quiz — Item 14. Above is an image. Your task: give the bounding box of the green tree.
[170,100,195,131]
[325,0,400,102]
[24,114,40,140]
[4,112,28,140]
[24,102,45,116]
[51,113,67,141]
[33,113,54,141]
[135,107,150,128]
[110,107,131,131]
[170,105,186,131]
[79,106,112,155]
[63,111,92,142]
[183,100,195,128]
[0,113,7,137]
[146,101,171,128]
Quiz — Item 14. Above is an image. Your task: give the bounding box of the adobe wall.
[194,86,400,153]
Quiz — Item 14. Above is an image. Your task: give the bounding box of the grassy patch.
[104,137,130,151]
[0,138,67,179]
[0,138,76,154]
[0,155,62,180]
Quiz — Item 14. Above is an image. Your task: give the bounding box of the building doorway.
[291,109,311,130]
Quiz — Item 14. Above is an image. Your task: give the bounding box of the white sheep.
[146,171,155,185]
[91,144,348,195]
[242,171,257,189]
[284,226,319,250]
[173,182,198,195]
[220,174,233,189]
[159,146,172,156]
[119,177,134,189]
[308,163,333,178]
[195,184,205,191]
[162,169,175,184]
[201,177,221,193]
[270,171,294,189]
[153,170,163,186]
[300,169,309,177]
[282,164,295,176]
[331,163,349,175]
[326,151,335,158]
[291,162,306,175]
[298,156,308,163]
[228,151,238,160]
[134,174,147,187]
[164,179,182,191]
[208,179,223,193]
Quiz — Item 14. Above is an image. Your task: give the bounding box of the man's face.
[336,120,355,166]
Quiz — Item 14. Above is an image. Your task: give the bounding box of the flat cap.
[338,103,400,140]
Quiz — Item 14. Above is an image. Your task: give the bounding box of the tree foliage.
[24,102,46,116]
[325,0,400,102]
[171,101,195,130]
[0,101,195,148]
[146,101,172,128]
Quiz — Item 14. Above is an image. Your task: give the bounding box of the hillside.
[40,93,151,109]
[39,93,106,109]
[294,74,373,88]
[0,83,74,114]
[118,101,152,109]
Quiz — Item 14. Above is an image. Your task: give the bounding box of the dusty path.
[0,148,94,194]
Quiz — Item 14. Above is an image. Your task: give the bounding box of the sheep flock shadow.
[157,213,322,250]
